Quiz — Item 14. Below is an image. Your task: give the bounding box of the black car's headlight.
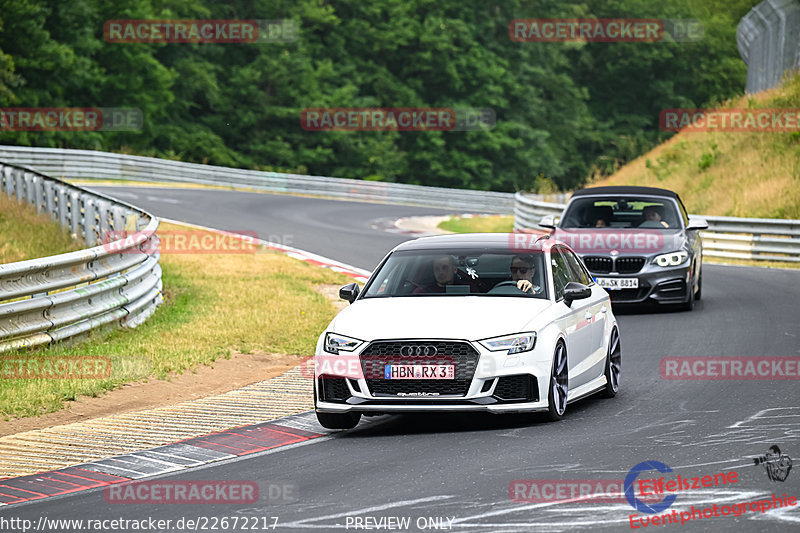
[324,332,364,354]
[652,251,689,267]
[479,332,537,354]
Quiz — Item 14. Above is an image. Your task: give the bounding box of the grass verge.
[438,214,514,233]
[0,222,353,419]
[590,74,800,218]
[0,194,85,263]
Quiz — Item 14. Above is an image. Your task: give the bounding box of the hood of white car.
[328,296,552,341]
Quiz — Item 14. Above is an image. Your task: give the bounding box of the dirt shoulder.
[0,284,347,437]
[0,351,308,437]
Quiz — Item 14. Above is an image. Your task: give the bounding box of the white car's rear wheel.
[546,341,568,421]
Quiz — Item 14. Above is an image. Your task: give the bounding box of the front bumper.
[316,397,549,414]
[589,263,692,304]
[315,340,552,414]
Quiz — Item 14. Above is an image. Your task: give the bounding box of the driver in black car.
[509,254,542,294]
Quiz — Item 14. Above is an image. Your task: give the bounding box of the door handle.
[584,311,593,320]
[600,306,607,314]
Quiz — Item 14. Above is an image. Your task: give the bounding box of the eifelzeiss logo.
[624,461,677,514]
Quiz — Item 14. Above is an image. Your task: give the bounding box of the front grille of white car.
[359,340,479,397]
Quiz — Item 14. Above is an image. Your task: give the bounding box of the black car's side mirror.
[686,217,709,231]
[539,215,556,230]
[339,283,360,304]
[563,281,591,307]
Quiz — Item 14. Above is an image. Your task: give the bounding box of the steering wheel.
[490,280,543,295]
[400,278,424,294]
[488,280,528,295]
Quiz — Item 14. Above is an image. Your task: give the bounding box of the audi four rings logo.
[400,345,438,356]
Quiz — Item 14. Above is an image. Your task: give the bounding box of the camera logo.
[753,445,793,482]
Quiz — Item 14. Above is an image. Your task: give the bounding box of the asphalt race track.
[88,186,457,271]
[2,186,799,532]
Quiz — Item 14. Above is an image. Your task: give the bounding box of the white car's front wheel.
[601,327,621,398]
[546,341,568,421]
[316,411,361,430]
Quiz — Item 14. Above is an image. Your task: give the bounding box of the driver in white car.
[510,254,542,294]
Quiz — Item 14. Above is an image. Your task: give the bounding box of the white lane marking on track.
[95,190,139,199]
[276,495,456,528]
[145,195,180,204]
[688,406,800,448]
[729,406,800,427]
[449,488,774,530]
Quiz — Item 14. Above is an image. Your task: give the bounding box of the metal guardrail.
[0,162,163,353]
[4,144,796,266]
[737,0,800,94]
[514,192,800,263]
[0,145,515,214]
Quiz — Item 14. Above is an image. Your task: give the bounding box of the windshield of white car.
[361,249,549,298]
[560,196,681,229]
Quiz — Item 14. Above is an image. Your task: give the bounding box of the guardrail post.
[44,180,57,221]
[14,167,24,202]
[1,165,12,195]
[56,184,69,227]
[25,171,37,207]
[96,199,113,240]
[34,175,46,214]
[83,195,98,246]
[69,190,82,240]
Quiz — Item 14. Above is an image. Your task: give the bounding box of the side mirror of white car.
[563,282,591,307]
[339,283,360,304]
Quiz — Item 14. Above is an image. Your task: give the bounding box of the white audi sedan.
[314,233,621,429]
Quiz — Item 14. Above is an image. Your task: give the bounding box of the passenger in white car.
[414,255,458,293]
[414,255,480,294]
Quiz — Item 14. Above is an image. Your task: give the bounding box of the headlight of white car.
[324,332,364,354]
[653,251,689,267]
[479,332,536,354]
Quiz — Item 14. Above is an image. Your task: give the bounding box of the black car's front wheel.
[680,276,696,311]
[316,411,361,430]
[695,270,703,301]
[546,341,568,421]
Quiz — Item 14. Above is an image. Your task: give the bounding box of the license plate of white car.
[384,365,455,379]
[595,277,639,290]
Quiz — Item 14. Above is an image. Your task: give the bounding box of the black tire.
[694,270,702,301]
[316,411,362,430]
[680,277,695,311]
[601,327,621,398]
[546,341,568,421]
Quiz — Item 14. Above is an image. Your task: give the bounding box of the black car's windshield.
[560,197,681,229]
[362,249,548,299]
